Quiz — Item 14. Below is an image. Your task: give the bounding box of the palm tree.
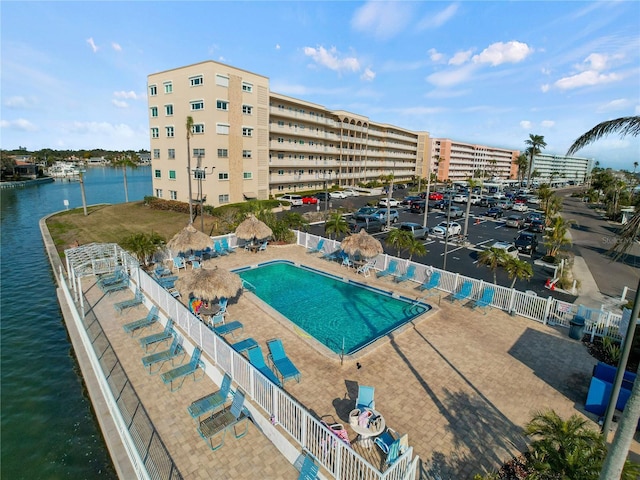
[406,236,427,260]
[504,257,533,288]
[324,212,348,239]
[514,153,529,186]
[112,153,138,203]
[567,115,640,480]
[525,134,547,188]
[463,178,481,238]
[281,211,309,231]
[477,247,506,284]
[185,116,194,224]
[543,215,574,257]
[385,228,412,257]
[120,231,165,267]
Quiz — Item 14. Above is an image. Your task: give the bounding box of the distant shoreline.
[0,177,55,189]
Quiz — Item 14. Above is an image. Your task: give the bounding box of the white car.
[431,221,462,238]
[342,189,360,197]
[489,241,519,260]
[512,203,528,212]
[329,191,347,199]
[453,194,468,203]
[378,197,400,207]
[278,194,303,206]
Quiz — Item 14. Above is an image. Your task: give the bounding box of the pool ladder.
[242,279,257,292]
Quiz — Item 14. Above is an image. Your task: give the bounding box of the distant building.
[14,159,38,179]
[530,152,593,185]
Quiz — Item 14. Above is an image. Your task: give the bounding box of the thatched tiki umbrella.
[167,224,212,254]
[235,215,273,243]
[175,266,243,303]
[340,229,383,259]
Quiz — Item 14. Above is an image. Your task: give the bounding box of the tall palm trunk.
[122,164,129,203]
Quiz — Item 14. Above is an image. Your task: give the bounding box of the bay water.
[1,167,151,479]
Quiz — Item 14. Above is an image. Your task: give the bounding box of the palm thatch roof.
[166,224,212,253]
[340,229,383,259]
[175,266,243,302]
[235,215,273,241]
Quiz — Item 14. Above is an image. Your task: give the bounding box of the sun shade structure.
[234,215,273,242]
[175,266,243,302]
[167,224,212,253]
[340,229,383,259]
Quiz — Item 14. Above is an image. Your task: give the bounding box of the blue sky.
[2,1,639,170]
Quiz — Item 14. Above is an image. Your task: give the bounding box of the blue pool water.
[237,261,430,355]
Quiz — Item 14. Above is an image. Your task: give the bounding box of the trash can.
[569,315,586,340]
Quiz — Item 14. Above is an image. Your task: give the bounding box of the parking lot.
[293,191,576,302]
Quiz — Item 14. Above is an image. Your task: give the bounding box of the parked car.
[505,215,525,229]
[395,222,428,239]
[485,207,504,219]
[523,212,544,228]
[315,192,331,201]
[514,231,539,254]
[342,189,360,197]
[378,197,400,207]
[448,206,465,219]
[469,194,482,205]
[453,194,468,203]
[278,194,303,206]
[410,200,427,214]
[371,208,399,224]
[347,215,385,233]
[431,221,462,238]
[528,219,545,233]
[401,195,422,206]
[497,200,513,210]
[489,241,519,261]
[354,206,378,217]
[429,192,444,201]
[480,196,498,207]
[512,202,528,212]
[330,191,347,199]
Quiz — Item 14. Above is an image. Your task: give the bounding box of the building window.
[242,150,252,158]
[151,127,159,138]
[193,148,205,157]
[216,123,230,135]
[277,120,284,127]
[169,190,177,200]
[277,153,284,159]
[190,100,204,111]
[190,75,203,87]
[149,85,157,96]
[164,82,172,94]
[150,106,158,117]
[216,75,229,87]
[192,123,205,134]
[242,105,253,115]
[166,126,174,137]
[277,137,284,143]
[155,188,163,198]
[218,172,229,180]
[154,169,161,178]
[218,149,228,158]
[242,127,253,137]
[165,104,173,116]
[218,194,229,204]
[153,149,160,159]
[243,172,252,179]
[278,170,284,175]
[169,170,176,180]
[168,148,175,159]
[242,82,253,92]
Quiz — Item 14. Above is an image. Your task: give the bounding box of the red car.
[429,192,444,201]
[302,196,318,205]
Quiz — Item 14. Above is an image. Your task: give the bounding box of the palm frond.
[566,116,640,156]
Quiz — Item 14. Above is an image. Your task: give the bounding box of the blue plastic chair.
[376,260,398,278]
[394,264,416,283]
[473,288,495,313]
[356,385,375,410]
[451,281,473,303]
[267,338,301,383]
[247,346,282,387]
[187,373,234,421]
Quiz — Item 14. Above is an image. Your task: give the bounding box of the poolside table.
[349,408,385,448]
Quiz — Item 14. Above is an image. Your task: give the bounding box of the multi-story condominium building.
[148,60,429,207]
[428,138,519,183]
[530,152,593,185]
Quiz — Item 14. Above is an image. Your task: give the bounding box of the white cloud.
[111,99,128,108]
[472,41,533,66]
[351,1,412,39]
[4,96,38,108]
[520,120,532,129]
[0,118,38,132]
[426,63,476,87]
[360,68,376,82]
[66,121,137,138]
[541,120,555,128]
[541,84,550,93]
[113,91,141,100]
[583,53,608,71]
[111,42,122,52]
[275,44,281,50]
[417,3,459,30]
[449,49,473,66]
[597,98,633,113]
[303,46,360,73]
[86,37,98,53]
[428,48,444,62]
[554,70,620,90]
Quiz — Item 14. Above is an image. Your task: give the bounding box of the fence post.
[543,296,553,325]
[508,288,516,315]
[621,286,628,304]
[454,272,460,292]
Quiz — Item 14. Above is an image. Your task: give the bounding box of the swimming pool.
[236,261,430,355]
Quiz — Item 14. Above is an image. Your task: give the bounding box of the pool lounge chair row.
[234,338,301,387]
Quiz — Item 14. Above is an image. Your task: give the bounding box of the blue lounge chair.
[187,373,233,422]
[267,338,301,383]
[247,346,282,387]
[307,238,325,254]
[97,268,126,289]
[258,241,268,252]
[214,240,228,256]
[101,279,130,295]
[451,281,473,303]
[172,256,186,271]
[393,264,417,283]
[232,338,259,353]
[341,253,354,268]
[141,336,185,374]
[197,388,250,451]
[382,434,408,466]
[114,289,144,314]
[473,287,495,313]
[212,321,243,337]
[356,260,375,277]
[123,306,159,336]
[374,427,399,455]
[356,385,375,410]
[321,249,341,261]
[221,237,235,254]
[161,347,205,392]
[154,265,172,277]
[297,453,319,480]
[418,271,441,293]
[139,319,174,352]
[376,260,398,278]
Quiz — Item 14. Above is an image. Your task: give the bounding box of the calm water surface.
[1,167,151,479]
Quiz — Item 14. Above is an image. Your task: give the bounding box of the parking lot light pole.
[422,171,432,229]
[443,199,453,271]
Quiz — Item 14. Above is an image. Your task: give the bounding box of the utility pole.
[192,155,214,232]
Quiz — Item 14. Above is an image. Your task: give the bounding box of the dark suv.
[410,200,426,213]
[315,192,331,201]
[514,231,539,254]
[347,215,385,233]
